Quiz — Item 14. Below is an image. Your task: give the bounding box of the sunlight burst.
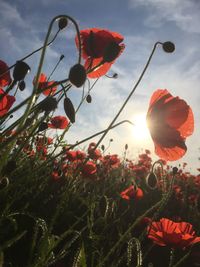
[132,113,151,141]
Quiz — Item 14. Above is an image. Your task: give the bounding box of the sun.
[131,113,151,141]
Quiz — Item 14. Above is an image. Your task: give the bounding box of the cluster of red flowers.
[0,60,15,117]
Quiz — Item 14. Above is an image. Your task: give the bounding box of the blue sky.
[1,0,200,171]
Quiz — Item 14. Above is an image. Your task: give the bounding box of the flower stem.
[92,42,161,151]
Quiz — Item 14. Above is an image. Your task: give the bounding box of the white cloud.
[129,0,200,33]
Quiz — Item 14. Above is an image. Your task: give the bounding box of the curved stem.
[92,42,161,151]
[0,30,60,79]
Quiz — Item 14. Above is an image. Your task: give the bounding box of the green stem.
[169,249,175,267]
[92,42,161,151]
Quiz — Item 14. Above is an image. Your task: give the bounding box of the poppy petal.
[164,98,194,137]
[148,89,172,108]
[85,58,113,78]
[154,142,187,161]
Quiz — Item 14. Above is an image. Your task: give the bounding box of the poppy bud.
[172,167,178,175]
[58,18,68,30]
[162,42,175,53]
[146,172,158,189]
[103,42,121,62]
[60,54,65,61]
[40,97,58,112]
[13,61,30,82]
[64,97,75,123]
[18,80,26,91]
[113,73,118,78]
[0,177,9,190]
[38,122,48,132]
[86,94,92,103]
[101,144,105,151]
[125,144,128,150]
[69,64,86,87]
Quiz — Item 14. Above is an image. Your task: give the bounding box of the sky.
[1,0,200,172]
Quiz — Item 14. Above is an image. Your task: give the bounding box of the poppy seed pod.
[162,42,175,53]
[69,64,86,87]
[40,97,58,112]
[103,42,121,62]
[13,61,30,82]
[58,18,68,30]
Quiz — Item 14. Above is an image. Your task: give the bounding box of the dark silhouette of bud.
[172,167,178,175]
[38,122,48,132]
[101,145,105,151]
[13,61,30,82]
[60,54,65,61]
[125,144,128,150]
[58,18,68,30]
[146,172,157,189]
[69,64,86,87]
[162,42,175,53]
[40,97,58,112]
[64,97,75,123]
[18,80,26,91]
[86,94,92,103]
[113,73,118,78]
[0,177,9,190]
[103,42,121,62]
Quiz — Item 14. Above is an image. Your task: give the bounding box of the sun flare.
[132,113,151,141]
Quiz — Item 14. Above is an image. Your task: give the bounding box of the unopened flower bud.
[162,42,175,53]
[69,64,86,87]
[13,61,30,82]
[40,97,58,112]
[0,177,9,190]
[172,167,178,175]
[146,172,157,189]
[60,54,65,61]
[58,18,68,30]
[86,94,92,103]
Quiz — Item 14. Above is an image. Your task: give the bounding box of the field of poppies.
[0,15,200,267]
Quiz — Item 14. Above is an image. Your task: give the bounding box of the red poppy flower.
[81,161,97,177]
[146,89,194,161]
[0,60,12,87]
[48,116,69,129]
[147,218,200,249]
[0,88,15,117]
[65,150,77,162]
[33,73,57,96]
[120,185,143,201]
[88,142,102,160]
[76,28,125,78]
